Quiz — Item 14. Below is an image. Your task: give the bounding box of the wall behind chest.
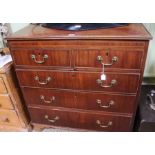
[8,23,29,33]
[143,23,155,77]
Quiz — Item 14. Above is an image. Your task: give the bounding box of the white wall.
[8,23,155,77]
[143,23,155,77]
[9,23,29,33]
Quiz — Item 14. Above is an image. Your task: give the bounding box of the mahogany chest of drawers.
[7,24,152,131]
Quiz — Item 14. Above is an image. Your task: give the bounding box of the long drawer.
[17,70,140,93]
[11,48,71,68]
[11,47,144,71]
[29,107,132,131]
[0,94,14,109]
[22,87,136,114]
[0,109,20,126]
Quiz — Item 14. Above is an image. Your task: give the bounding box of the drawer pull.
[0,117,10,123]
[96,79,117,88]
[31,54,48,64]
[44,115,59,123]
[34,76,51,85]
[40,95,55,104]
[97,55,118,66]
[0,104,1,108]
[96,120,113,128]
[96,99,115,108]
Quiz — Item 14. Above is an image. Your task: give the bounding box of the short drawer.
[23,88,136,114]
[29,107,132,131]
[74,72,140,93]
[0,94,14,109]
[22,88,75,108]
[76,91,136,113]
[75,48,144,70]
[0,109,20,126]
[16,70,74,89]
[0,78,7,93]
[12,49,71,68]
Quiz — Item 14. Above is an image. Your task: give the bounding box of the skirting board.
[142,77,155,85]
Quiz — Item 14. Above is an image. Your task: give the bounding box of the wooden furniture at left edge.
[0,62,29,131]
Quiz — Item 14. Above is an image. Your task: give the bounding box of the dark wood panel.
[29,107,132,131]
[16,70,140,93]
[11,49,71,68]
[74,48,143,70]
[16,70,74,89]
[22,87,136,114]
[75,91,136,113]
[22,88,75,108]
[74,72,140,93]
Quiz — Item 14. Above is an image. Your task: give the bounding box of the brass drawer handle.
[96,120,113,128]
[44,115,59,123]
[34,76,51,85]
[31,54,48,64]
[97,55,118,66]
[96,79,117,88]
[40,95,55,104]
[96,99,115,108]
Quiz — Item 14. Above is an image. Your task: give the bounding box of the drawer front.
[74,72,140,93]
[76,92,136,113]
[12,49,71,68]
[29,107,132,131]
[75,48,144,70]
[17,70,139,93]
[0,109,20,126]
[16,70,74,89]
[0,94,14,109]
[22,88,75,108]
[23,88,135,114]
[0,78,7,93]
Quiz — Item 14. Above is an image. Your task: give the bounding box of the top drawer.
[9,40,145,70]
[74,48,144,70]
[11,49,71,68]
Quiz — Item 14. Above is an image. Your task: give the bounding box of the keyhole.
[106,50,109,56]
[71,73,76,77]
[38,53,41,59]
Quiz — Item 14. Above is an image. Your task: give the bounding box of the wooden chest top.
[7,24,152,41]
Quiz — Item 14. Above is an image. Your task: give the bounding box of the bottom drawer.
[29,107,132,131]
[0,109,20,126]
